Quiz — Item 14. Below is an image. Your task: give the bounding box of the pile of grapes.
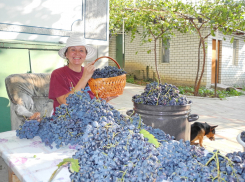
[241,131,245,142]
[16,89,245,181]
[16,120,40,139]
[92,66,126,79]
[132,82,192,106]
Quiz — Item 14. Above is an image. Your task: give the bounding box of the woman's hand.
[29,112,41,122]
[104,96,118,102]
[56,61,96,105]
[82,61,96,81]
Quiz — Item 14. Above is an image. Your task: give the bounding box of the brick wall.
[109,28,245,87]
[164,29,208,86]
[208,32,245,87]
[108,35,117,67]
[122,28,158,80]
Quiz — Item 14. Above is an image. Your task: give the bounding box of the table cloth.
[0,130,76,182]
[0,131,209,182]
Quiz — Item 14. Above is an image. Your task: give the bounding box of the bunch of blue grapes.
[132,82,192,106]
[144,126,175,144]
[92,65,126,79]
[16,120,40,139]
[225,151,245,180]
[191,150,245,182]
[70,121,162,182]
[36,91,122,149]
[15,89,245,181]
[156,140,206,181]
[37,116,55,148]
[114,112,174,143]
[156,144,245,182]
[241,131,245,142]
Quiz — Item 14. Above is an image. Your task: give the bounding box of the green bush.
[178,86,194,95]
[177,85,243,99]
[126,77,135,84]
[227,89,242,96]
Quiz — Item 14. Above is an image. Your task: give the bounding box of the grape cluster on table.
[16,88,245,181]
[16,120,40,139]
[92,66,126,79]
[132,82,192,106]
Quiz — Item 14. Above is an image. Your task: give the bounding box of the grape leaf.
[140,129,160,148]
[64,158,79,173]
[49,158,79,182]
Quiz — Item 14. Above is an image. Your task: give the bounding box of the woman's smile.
[66,46,87,69]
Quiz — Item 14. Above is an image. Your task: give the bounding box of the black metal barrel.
[127,102,199,141]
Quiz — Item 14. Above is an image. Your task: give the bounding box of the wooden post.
[146,66,149,81]
[215,30,218,97]
[8,167,21,182]
[142,70,145,80]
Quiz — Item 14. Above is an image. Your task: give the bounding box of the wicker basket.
[88,56,126,99]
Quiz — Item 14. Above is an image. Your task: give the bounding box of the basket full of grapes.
[237,131,245,152]
[88,56,126,99]
[130,82,199,141]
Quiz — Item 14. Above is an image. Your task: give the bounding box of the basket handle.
[92,56,121,69]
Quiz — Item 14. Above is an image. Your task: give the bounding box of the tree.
[175,0,245,95]
[110,0,188,82]
[110,0,245,95]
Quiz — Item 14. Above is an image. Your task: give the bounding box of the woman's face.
[65,46,87,66]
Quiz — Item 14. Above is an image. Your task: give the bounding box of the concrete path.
[109,83,245,155]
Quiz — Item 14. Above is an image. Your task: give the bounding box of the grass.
[126,75,152,86]
[178,86,243,99]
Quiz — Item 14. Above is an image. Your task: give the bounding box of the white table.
[1,131,210,182]
[0,131,77,182]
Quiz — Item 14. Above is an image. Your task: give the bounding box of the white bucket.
[236,133,245,152]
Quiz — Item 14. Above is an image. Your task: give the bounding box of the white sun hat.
[58,34,96,60]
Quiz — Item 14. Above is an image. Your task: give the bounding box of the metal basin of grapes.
[127,102,199,141]
[237,132,245,152]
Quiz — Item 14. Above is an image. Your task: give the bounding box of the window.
[161,39,170,63]
[232,39,239,65]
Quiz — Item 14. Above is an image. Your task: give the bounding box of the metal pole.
[215,30,218,97]
[122,18,128,69]
[28,49,32,73]
[123,18,125,69]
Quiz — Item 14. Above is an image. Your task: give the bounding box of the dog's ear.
[211,125,218,130]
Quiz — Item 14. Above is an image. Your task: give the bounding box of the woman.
[48,34,97,113]
[30,34,115,119]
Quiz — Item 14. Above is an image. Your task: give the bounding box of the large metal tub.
[127,102,199,141]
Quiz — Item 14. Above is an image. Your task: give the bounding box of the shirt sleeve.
[49,69,70,100]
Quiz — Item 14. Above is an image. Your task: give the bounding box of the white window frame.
[161,39,170,63]
[232,39,239,66]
